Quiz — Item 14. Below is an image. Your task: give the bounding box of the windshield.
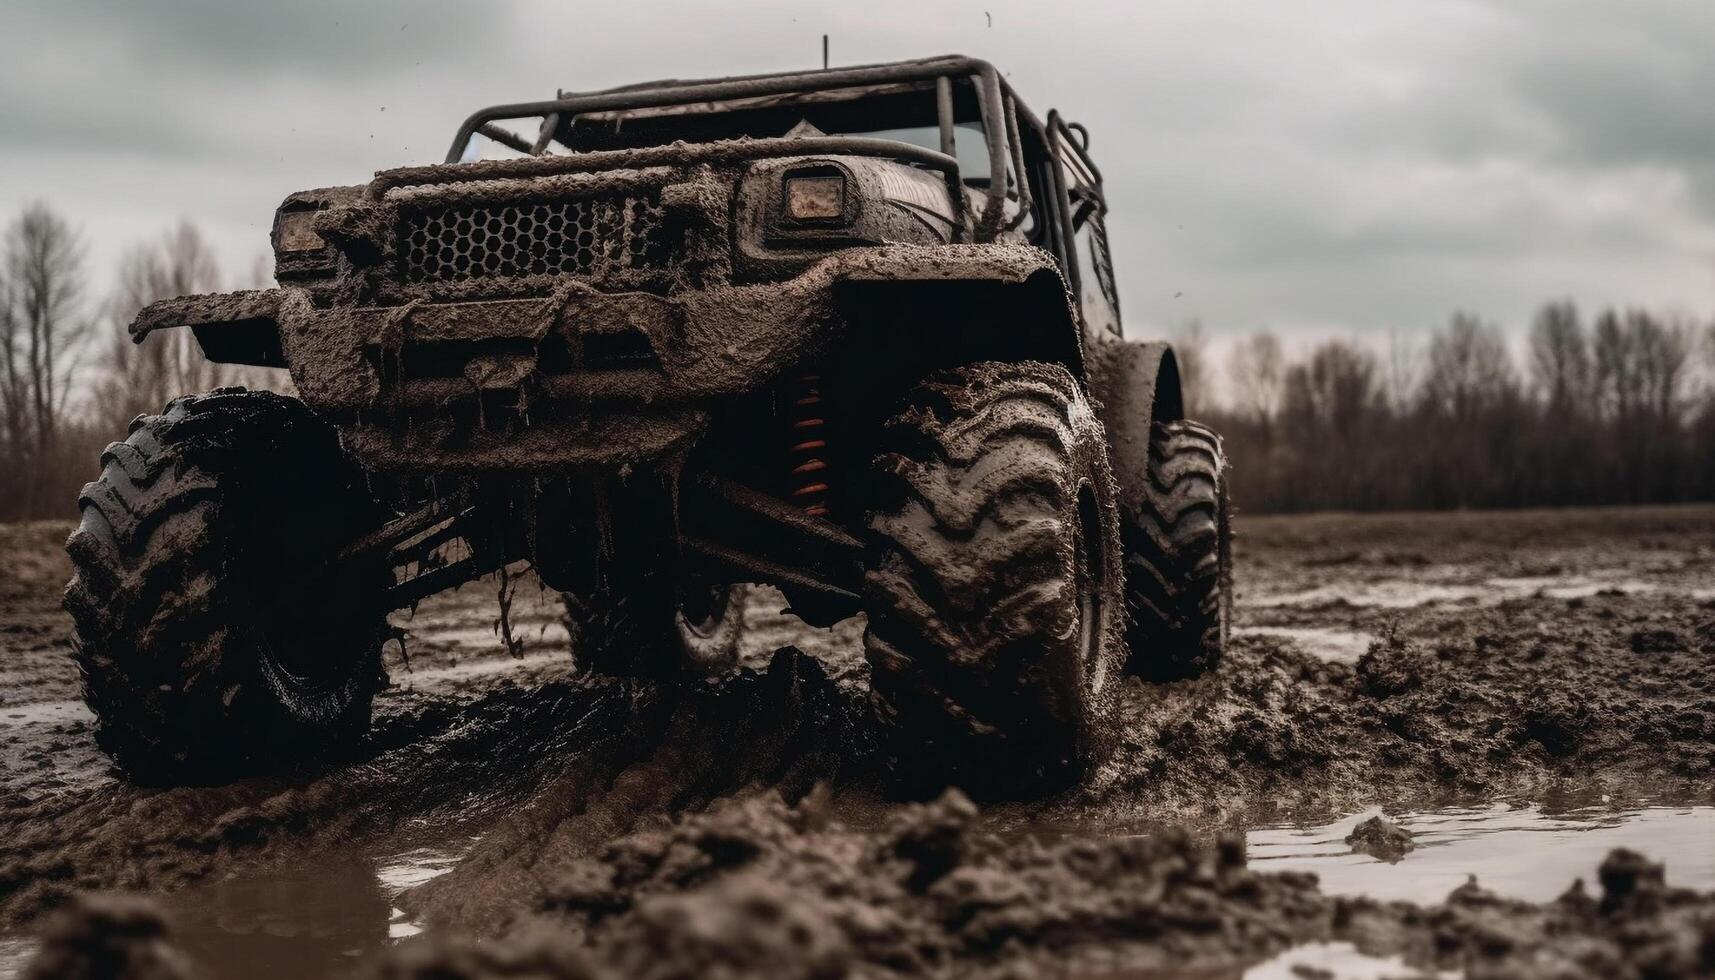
[464,81,998,182]
[845,123,992,182]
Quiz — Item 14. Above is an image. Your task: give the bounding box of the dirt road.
[2,506,1713,978]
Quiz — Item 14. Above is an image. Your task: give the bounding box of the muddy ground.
[2,505,1713,978]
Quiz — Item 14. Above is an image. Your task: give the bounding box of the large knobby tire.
[1122,418,1232,680]
[64,389,389,783]
[864,361,1125,798]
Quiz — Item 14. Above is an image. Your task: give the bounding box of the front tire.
[864,362,1125,798]
[64,389,388,783]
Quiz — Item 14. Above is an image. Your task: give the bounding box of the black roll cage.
[446,55,1110,289]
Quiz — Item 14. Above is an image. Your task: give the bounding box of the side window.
[1069,184,1122,337]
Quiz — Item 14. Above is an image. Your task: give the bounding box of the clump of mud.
[388,785,1715,979]
[21,893,192,980]
[1338,849,1715,979]
[399,786,1327,978]
[1092,592,1715,819]
[1346,815,1414,863]
[401,649,872,937]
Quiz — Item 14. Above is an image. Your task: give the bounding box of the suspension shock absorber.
[784,373,832,517]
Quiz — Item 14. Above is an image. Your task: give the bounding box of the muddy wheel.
[64,389,388,783]
[564,582,745,678]
[864,361,1125,798]
[676,583,747,673]
[1121,419,1232,680]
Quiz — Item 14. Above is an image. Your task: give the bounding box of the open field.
[2,505,1713,978]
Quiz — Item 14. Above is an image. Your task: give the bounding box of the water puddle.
[1244,942,1454,979]
[0,699,90,728]
[1248,801,1715,904]
[386,648,567,690]
[395,622,568,654]
[0,940,33,980]
[1081,799,1712,979]
[0,839,472,980]
[1249,573,1661,611]
[1077,941,1454,979]
[1233,626,1376,662]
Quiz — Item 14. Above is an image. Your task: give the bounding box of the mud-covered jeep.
[66,56,1231,794]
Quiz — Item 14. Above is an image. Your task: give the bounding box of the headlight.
[783,173,846,222]
[274,209,325,253]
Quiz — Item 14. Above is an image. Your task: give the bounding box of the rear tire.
[1121,419,1232,680]
[864,362,1124,798]
[64,389,388,783]
[564,582,745,678]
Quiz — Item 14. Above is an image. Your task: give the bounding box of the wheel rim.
[253,588,353,696]
[248,549,379,699]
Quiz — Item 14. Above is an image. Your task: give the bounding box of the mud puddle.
[1241,942,1456,979]
[1077,942,1453,980]
[1248,800,1715,904]
[0,700,89,728]
[1247,571,1662,610]
[1231,625,1376,662]
[0,834,475,980]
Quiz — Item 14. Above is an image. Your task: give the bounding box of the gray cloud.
[1,0,1710,347]
[39,0,494,75]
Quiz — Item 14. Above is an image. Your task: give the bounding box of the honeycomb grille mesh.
[399,194,671,283]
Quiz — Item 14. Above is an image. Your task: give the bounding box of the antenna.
[822,34,829,70]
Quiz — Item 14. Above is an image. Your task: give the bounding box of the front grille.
[399,194,672,284]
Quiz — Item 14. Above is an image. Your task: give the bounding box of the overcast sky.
[2,0,1712,350]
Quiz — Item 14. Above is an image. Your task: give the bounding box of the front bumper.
[131,243,1059,471]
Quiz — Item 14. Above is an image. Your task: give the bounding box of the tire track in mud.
[399,650,873,937]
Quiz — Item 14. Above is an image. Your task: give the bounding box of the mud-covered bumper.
[131,243,1059,471]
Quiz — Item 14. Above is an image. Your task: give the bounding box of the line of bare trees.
[0,202,277,522]
[1194,306,1715,512]
[3,198,1712,522]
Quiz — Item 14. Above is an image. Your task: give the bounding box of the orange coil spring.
[786,373,831,517]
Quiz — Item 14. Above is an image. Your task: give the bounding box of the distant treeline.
[1182,307,1715,512]
[2,200,1712,522]
[1,202,280,523]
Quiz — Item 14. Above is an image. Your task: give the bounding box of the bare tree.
[1628,310,1692,422]
[1383,329,1419,414]
[1281,339,1381,440]
[1705,319,1715,405]
[0,203,89,519]
[1528,300,1589,411]
[92,222,232,430]
[1173,318,1211,416]
[1225,330,1284,426]
[1592,309,1641,423]
[1420,312,1516,421]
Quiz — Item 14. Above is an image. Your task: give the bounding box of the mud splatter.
[19,894,192,980]
[1345,816,1414,863]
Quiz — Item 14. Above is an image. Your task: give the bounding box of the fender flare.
[828,243,1086,380]
[130,289,289,368]
[1085,339,1185,515]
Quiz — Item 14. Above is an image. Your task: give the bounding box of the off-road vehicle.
[67,56,1232,794]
